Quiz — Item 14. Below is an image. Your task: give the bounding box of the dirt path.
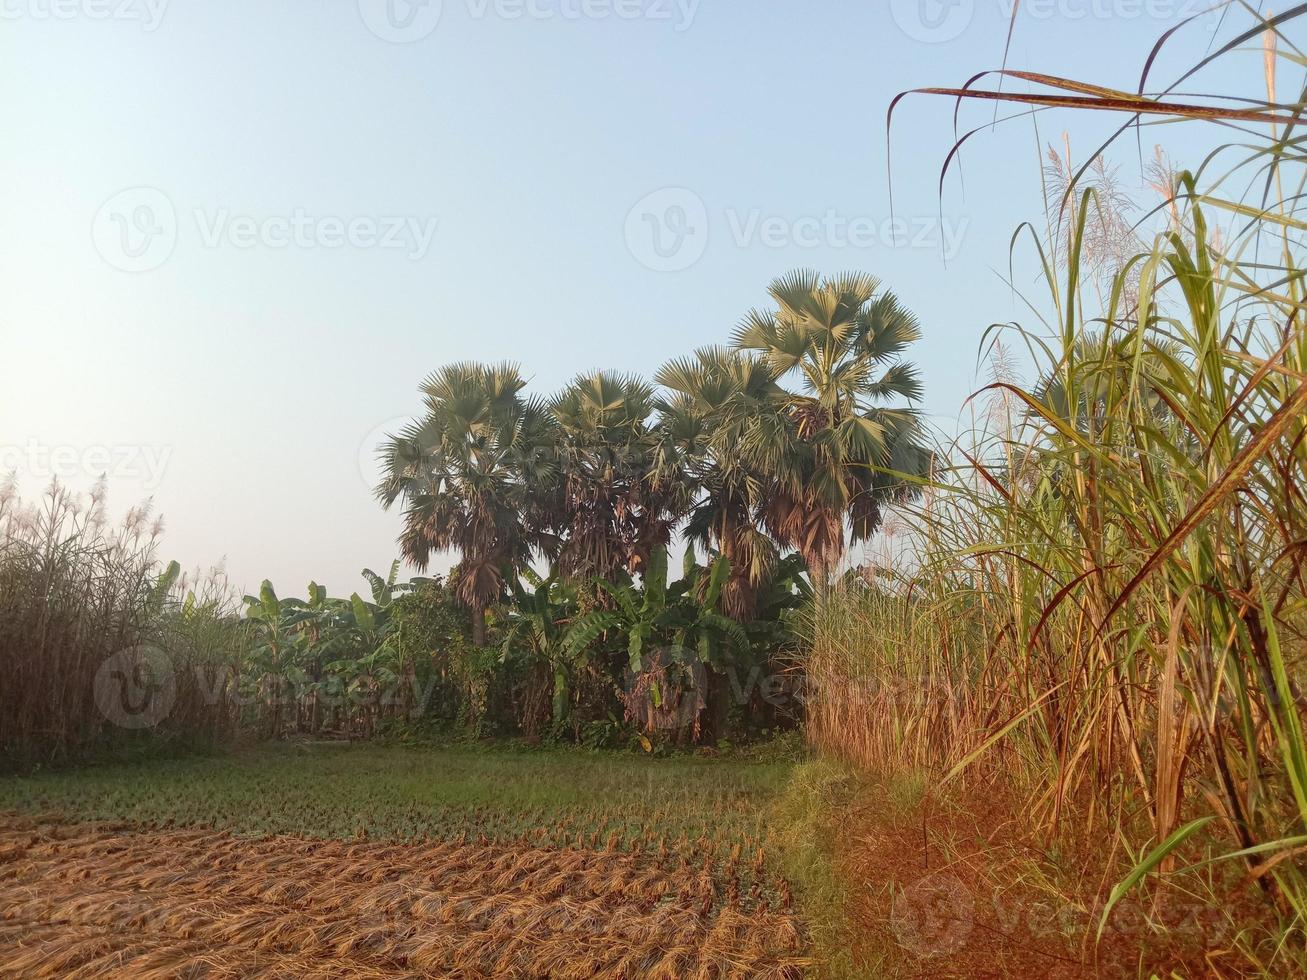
[0,815,809,978]
[823,779,1255,978]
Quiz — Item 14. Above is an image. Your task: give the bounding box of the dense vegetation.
[0,480,240,762]
[1,271,929,763]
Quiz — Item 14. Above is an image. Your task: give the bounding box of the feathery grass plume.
[0,479,241,765]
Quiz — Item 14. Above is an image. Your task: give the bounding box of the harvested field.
[0,745,811,978]
[0,813,809,978]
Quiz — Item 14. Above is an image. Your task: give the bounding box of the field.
[0,744,809,978]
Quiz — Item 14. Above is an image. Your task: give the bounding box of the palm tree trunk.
[471,605,487,648]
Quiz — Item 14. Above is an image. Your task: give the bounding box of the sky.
[0,0,1277,597]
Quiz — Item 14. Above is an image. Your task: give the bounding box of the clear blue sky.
[1,1,1273,596]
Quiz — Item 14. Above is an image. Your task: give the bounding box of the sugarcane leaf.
[1098,817,1214,939]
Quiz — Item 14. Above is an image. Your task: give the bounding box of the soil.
[827,777,1266,978]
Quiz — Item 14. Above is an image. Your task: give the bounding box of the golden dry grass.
[0,813,808,979]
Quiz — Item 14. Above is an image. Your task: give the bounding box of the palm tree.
[375,362,557,646]
[550,371,687,583]
[731,270,932,577]
[655,346,787,620]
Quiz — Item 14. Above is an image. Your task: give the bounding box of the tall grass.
[812,5,1307,963]
[0,476,240,766]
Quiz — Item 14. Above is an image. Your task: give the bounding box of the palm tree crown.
[374,362,556,644]
[731,270,931,575]
[655,346,786,619]
[551,371,686,582]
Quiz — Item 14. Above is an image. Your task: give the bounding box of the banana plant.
[669,547,751,669]
[740,551,811,651]
[242,581,314,668]
[326,568,405,678]
[360,560,403,608]
[499,572,578,732]
[242,581,316,732]
[237,564,433,734]
[562,545,748,709]
[146,560,182,615]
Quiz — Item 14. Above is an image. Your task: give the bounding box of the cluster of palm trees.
[375,270,932,645]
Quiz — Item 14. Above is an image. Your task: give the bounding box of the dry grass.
[807,7,1307,971]
[0,812,808,978]
[0,479,242,767]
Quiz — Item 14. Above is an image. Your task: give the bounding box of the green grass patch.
[771,759,942,979]
[0,740,795,856]
[771,758,862,979]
